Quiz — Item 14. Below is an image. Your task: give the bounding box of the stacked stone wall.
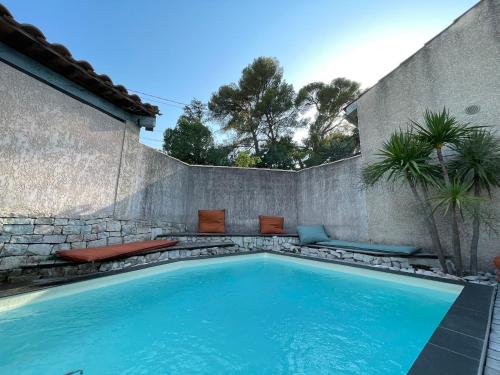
[0,216,185,270]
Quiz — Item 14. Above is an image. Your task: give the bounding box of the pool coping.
[0,250,495,374]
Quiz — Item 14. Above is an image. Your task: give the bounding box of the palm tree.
[411,108,473,276]
[429,179,481,276]
[451,130,500,274]
[362,130,448,272]
[411,108,471,183]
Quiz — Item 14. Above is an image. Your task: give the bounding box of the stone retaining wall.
[167,235,439,271]
[8,243,243,284]
[167,235,497,285]
[3,234,497,286]
[0,216,185,270]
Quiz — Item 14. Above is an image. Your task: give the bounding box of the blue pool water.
[0,255,459,374]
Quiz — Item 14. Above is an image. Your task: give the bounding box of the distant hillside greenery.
[163,57,360,170]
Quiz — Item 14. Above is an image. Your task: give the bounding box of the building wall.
[0,59,126,218]
[113,126,190,224]
[297,156,369,241]
[357,0,500,270]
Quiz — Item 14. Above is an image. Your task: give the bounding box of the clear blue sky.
[4,0,476,148]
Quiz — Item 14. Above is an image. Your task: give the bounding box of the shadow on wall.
[53,152,370,240]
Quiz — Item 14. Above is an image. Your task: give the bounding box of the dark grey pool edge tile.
[409,283,496,375]
[409,343,480,375]
[454,283,495,313]
[429,327,484,360]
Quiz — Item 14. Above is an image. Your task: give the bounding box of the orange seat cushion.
[57,239,178,263]
[198,209,225,233]
[259,215,284,234]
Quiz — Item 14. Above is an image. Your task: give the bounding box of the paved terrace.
[486,289,500,374]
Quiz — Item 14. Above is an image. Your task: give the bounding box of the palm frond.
[429,178,483,216]
[411,107,476,148]
[450,129,500,194]
[362,129,440,188]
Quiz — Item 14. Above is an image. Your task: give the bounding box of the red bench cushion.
[57,239,179,263]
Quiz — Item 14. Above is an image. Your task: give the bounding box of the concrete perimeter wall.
[357,0,500,270]
[113,124,189,224]
[297,156,369,241]
[186,166,298,233]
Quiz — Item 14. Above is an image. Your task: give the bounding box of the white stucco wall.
[0,59,127,217]
[357,0,500,270]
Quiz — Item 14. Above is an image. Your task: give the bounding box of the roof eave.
[0,4,159,117]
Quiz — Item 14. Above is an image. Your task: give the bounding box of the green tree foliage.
[362,129,448,272]
[260,136,300,170]
[411,108,474,276]
[209,57,300,157]
[163,122,213,165]
[450,130,500,274]
[163,100,232,165]
[207,145,234,166]
[296,78,360,154]
[412,108,472,184]
[304,132,358,167]
[170,60,361,170]
[234,151,261,168]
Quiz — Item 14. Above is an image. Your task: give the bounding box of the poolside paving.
[485,287,500,375]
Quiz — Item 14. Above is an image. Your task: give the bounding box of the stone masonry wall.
[167,235,439,271]
[0,216,185,270]
[8,243,244,284]
[166,235,457,274]
[5,235,497,286]
[167,235,496,285]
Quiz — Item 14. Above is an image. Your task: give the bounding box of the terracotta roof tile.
[0,3,159,117]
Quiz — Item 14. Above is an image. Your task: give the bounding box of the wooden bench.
[5,241,236,287]
[20,241,234,269]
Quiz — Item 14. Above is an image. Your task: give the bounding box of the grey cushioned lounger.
[315,240,420,255]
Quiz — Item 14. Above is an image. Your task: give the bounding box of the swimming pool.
[0,253,461,374]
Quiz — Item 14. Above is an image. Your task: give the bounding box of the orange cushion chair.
[57,239,178,263]
[259,215,284,234]
[198,209,226,233]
